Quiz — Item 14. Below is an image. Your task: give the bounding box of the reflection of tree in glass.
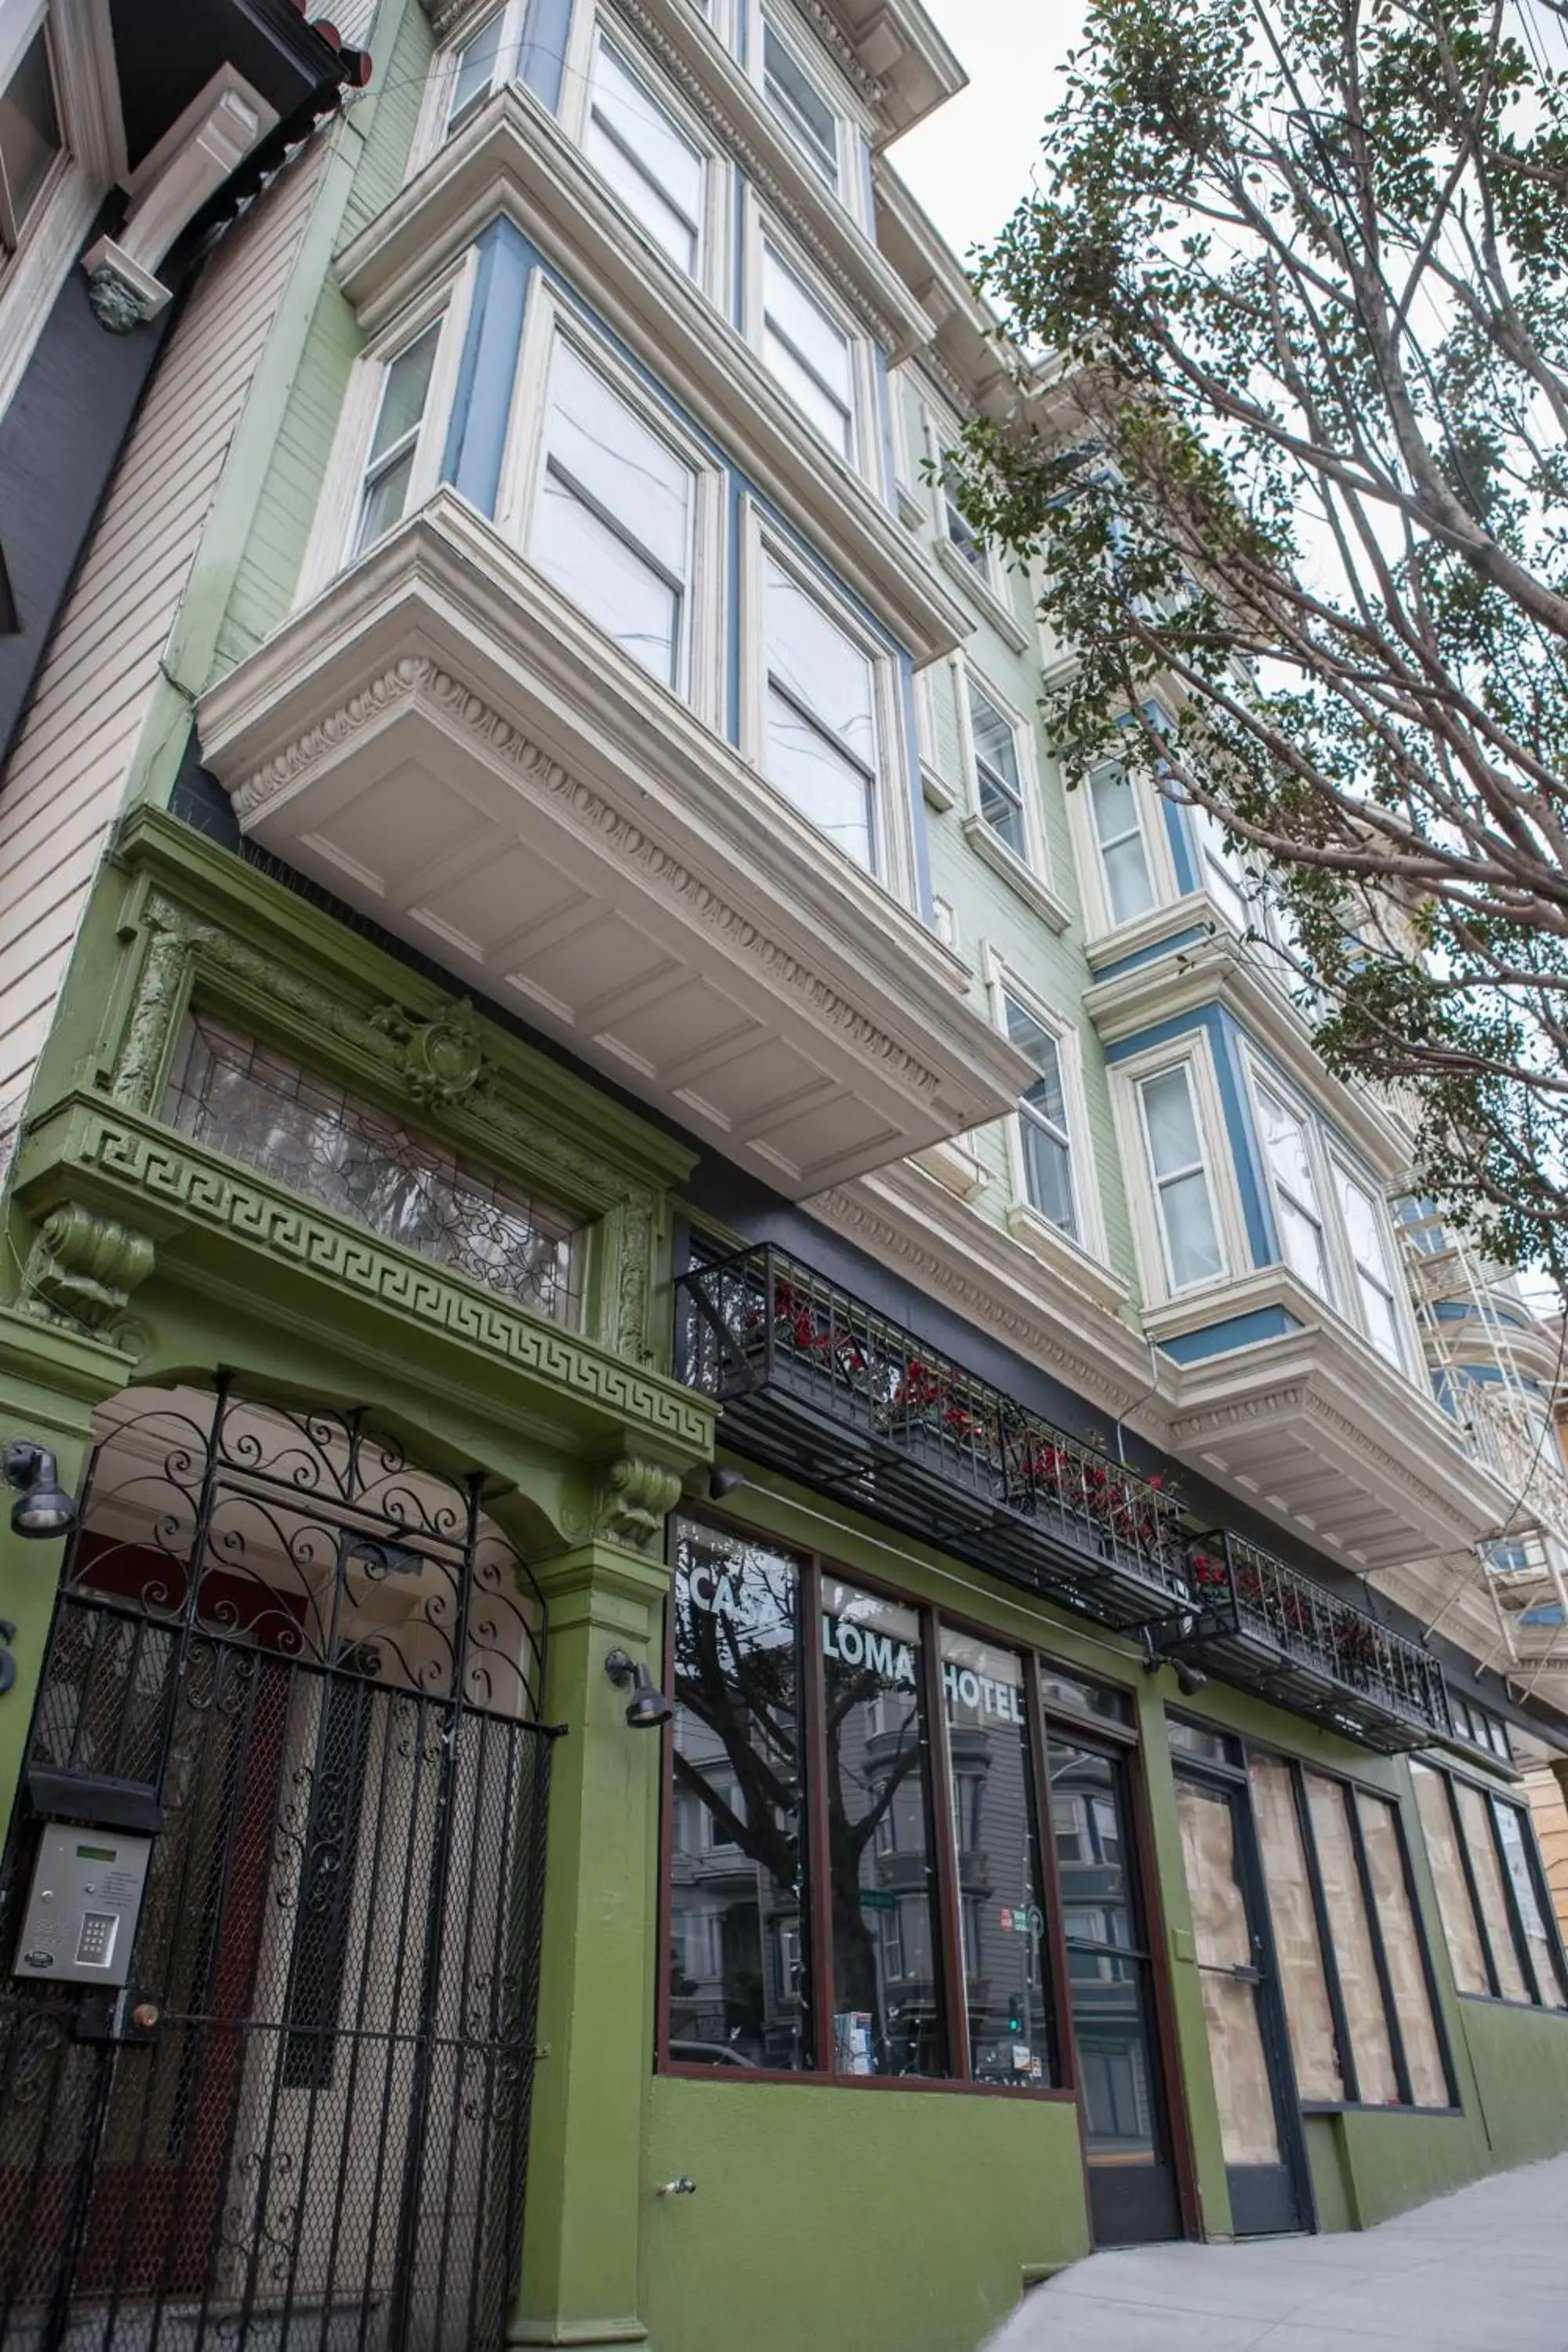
[671,1534,803,1899]
[822,1632,926,2062]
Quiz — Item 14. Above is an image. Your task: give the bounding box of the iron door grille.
[0,1382,555,2352]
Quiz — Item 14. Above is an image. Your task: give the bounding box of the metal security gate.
[0,1381,554,2352]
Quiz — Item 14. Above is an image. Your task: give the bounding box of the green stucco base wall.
[643,2076,1089,2352]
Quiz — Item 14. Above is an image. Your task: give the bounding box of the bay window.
[353,322,444,556]
[760,554,879,869]
[760,19,841,192]
[1413,1761,1568,2010]
[1137,1064,1224,1290]
[1334,1162,1404,1365]
[759,235,855,459]
[1087,761,1156,927]
[583,32,708,279]
[662,1518,1156,2105]
[1003,993,1078,1240]
[444,2,524,136]
[531,337,696,691]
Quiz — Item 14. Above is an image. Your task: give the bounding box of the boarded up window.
[1304,1773,1399,2103]
[1454,1779,1530,2002]
[1411,1763,1489,1995]
[1175,1780,1280,2165]
[1358,1795,1447,2106]
[1251,1756,1344,2101]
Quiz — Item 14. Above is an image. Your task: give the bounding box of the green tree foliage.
[950,0,1568,1272]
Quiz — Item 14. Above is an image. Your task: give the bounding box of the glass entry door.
[1174,1770,1309,2236]
[1049,1734,1181,2245]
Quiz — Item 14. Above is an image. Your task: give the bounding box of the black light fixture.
[1173,1661,1209,1698]
[604,1646,674,1730]
[709,1466,745,1500]
[3,1442,78,1539]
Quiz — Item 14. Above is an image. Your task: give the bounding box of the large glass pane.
[822,1581,948,2077]
[1018,1115,1076,1236]
[1258,1089,1330,1297]
[762,244,853,453]
[763,685,872,866]
[1493,1800,1566,2008]
[1454,1780,1530,2000]
[447,9,506,133]
[1141,1068,1223,1287]
[940,1631,1053,2086]
[1160,1171,1225,1287]
[586,37,703,276]
[1052,1740,1159,2158]
[534,472,681,682]
[1250,1756,1344,2100]
[1357,1795,1448,2104]
[1175,1779,1280,2165]
[1304,1773,1399,2101]
[1089,764,1155,923]
[764,561,874,763]
[762,22,839,186]
[0,27,61,234]
[1411,1763,1490,1995]
[543,342,691,579]
[669,1523,811,2069]
[355,325,441,555]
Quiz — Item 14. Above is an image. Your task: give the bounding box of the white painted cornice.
[335,89,966,664]
[1084,928,1410,1177]
[197,496,1029,1195]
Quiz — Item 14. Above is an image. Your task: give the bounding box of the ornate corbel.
[24,1203,156,1336]
[368,998,490,1109]
[596,1454,685,1554]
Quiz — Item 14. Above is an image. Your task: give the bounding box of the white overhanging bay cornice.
[195,495,1031,1197]
[333,90,967,663]
[1084,929,1410,1178]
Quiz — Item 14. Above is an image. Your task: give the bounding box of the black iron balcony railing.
[1160,1531,1450,1752]
[677,1245,1190,1629]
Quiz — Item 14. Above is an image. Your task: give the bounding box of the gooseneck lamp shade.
[3,1442,78,1539]
[604,1646,675,1730]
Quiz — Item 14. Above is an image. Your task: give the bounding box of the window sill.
[1004,1199,1126,1314]
[659,2061,1080,2100]
[960,815,1072,933]
[898,482,929,531]
[920,759,958,813]
[934,535,1030,654]
[912,1134,989,1201]
[1455,1991,1568,2018]
[1299,2100,1465,2118]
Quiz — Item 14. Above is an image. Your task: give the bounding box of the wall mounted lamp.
[604,1648,674,1730]
[3,1443,78,1539]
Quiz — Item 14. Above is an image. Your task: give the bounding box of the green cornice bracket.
[21,1201,157,1338]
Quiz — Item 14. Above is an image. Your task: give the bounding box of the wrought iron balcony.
[676,1246,1190,1629]
[1159,1532,1450,1753]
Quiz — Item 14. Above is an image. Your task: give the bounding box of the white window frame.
[749,2,861,218]
[982,947,1106,1268]
[1133,1062,1229,1298]
[1329,1152,1414,1371]
[562,14,730,306]
[1246,1059,1338,1310]
[0,2,126,423]
[739,503,916,902]
[1069,751,1178,940]
[1109,1033,1249,1308]
[742,197,872,477]
[957,663,1047,873]
[497,280,727,722]
[408,0,530,170]
[299,256,477,602]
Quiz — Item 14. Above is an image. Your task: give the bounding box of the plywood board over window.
[1250,1758,1344,2101]
[1304,1774,1399,2103]
[1176,1783,1279,2167]
[1358,1796,1447,2107]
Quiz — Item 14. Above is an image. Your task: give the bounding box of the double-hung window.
[445,2,525,136]
[760,20,840,191]
[760,556,878,869]
[583,33,706,279]
[1335,1164,1403,1364]
[1255,1084,1332,1300]
[0,21,60,254]
[968,682,1026,858]
[1191,804,1250,933]
[760,238,855,460]
[353,323,444,557]
[945,481,986,575]
[1138,1065,1224,1289]
[1087,761,1156,927]
[531,339,695,691]
[1004,993,1077,1240]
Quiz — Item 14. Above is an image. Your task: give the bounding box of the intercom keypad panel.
[13,1825,153,1987]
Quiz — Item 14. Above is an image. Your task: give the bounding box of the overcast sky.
[887,2,1088,262]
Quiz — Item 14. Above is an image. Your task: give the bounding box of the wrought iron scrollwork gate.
[0,1381,554,2352]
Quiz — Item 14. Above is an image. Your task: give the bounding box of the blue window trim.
[1105,1004,1277,1269]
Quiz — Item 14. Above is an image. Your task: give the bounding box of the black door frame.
[1171,1739,1317,2238]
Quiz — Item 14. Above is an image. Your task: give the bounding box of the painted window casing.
[1001,990,1077,1243]
[581,28,712,281]
[982,949,1108,1269]
[662,1515,1170,2132]
[1086,760,1158,930]
[1111,1033,1248,1309]
[1412,1759,1568,2012]
[1135,1062,1225,1294]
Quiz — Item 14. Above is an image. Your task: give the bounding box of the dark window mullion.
[1027,1664,1074,2093]
[920,1608,970,2082]
[1292,1762,1360,2105]
[1345,1784,1413,2107]
[1486,1794,1548,2005]
[1446,1769,1503,1998]
[1392,1791,1461,2107]
[800,1552,835,2077]
[1524,1804,1568,2003]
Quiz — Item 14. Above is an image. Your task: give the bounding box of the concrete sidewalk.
[987,2155,1568,2351]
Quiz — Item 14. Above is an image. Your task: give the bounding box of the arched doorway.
[0,1377,554,2351]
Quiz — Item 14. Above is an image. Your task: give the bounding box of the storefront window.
[1303,1773,1399,2103]
[1411,1763,1490,1995]
[669,1524,811,2068]
[1250,1756,1344,2101]
[940,1629,1053,2086]
[1492,1798,1567,2009]
[1357,1795,1448,2106]
[1412,1761,1567,2011]
[1454,1778,1531,2002]
[822,1581,948,2077]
